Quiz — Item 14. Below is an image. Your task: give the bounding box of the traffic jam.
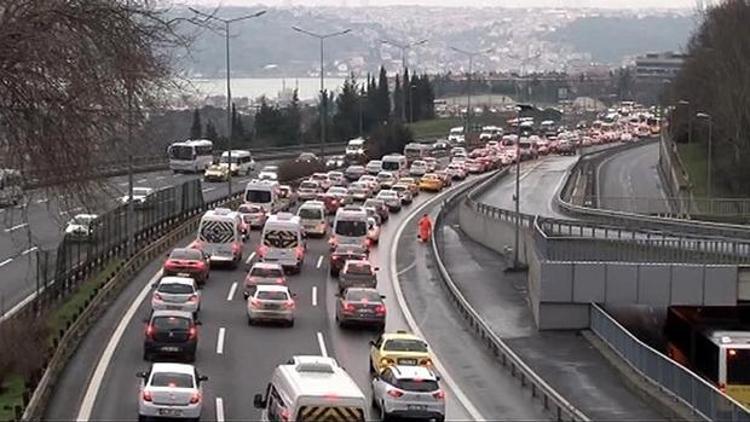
[135,111,657,421]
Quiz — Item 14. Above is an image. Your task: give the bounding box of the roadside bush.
[277,159,325,183]
[368,121,414,159]
[0,317,49,389]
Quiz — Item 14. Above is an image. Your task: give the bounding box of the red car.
[163,248,210,286]
[329,244,369,277]
[316,193,341,215]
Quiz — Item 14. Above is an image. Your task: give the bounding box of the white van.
[381,154,408,178]
[219,150,255,176]
[259,213,305,273]
[196,208,243,268]
[297,201,327,238]
[330,206,369,250]
[245,179,281,213]
[254,356,367,422]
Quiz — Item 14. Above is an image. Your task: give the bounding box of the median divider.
[429,171,590,422]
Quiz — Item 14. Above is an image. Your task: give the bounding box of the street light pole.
[294,27,352,157]
[511,104,534,271]
[450,46,493,137]
[189,8,266,196]
[381,39,428,122]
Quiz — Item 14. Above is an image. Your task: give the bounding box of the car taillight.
[142,390,153,402]
[145,324,155,338]
[153,293,163,302]
[285,300,295,309]
[380,357,394,367]
[433,390,446,400]
[375,304,386,314]
[250,298,261,308]
[343,303,355,312]
[188,294,198,303]
[257,245,268,258]
[231,242,241,254]
[276,278,285,284]
[295,246,304,259]
[328,236,337,246]
[420,358,433,367]
[188,326,197,340]
[386,389,404,398]
[190,391,201,404]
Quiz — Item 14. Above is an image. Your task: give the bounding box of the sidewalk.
[435,203,668,421]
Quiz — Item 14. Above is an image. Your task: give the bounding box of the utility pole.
[511,104,534,272]
[293,27,352,157]
[381,39,428,122]
[450,46,493,136]
[189,8,266,196]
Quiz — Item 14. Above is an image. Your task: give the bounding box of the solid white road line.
[21,246,38,256]
[245,252,256,265]
[316,332,328,357]
[227,282,237,301]
[216,327,226,355]
[215,397,225,422]
[155,176,165,181]
[316,255,323,269]
[0,258,12,268]
[202,187,216,193]
[312,286,318,307]
[395,262,416,276]
[137,178,148,183]
[389,179,486,422]
[118,182,129,187]
[4,223,28,233]
[76,270,162,421]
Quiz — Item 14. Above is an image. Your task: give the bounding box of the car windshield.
[152,316,190,330]
[312,174,327,181]
[245,190,272,203]
[72,216,94,225]
[383,339,428,353]
[300,182,318,190]
[329,188,347,195]
[298,208,323,219]
[133,188,151,196]
[256,291,288,301]
[392,186,406,192]
[346,263,372,274]
[169,145,194,160]
[250,267,284,278]
[365,200,383,208]
[379,192,396,198]
[169,249,202,260]
[220,155,244,164]
[395,379,439,392]
[158,283,194,294]
[345,289,381,301]
[347,166,364,173]
[382,161,399,171]
[335,220,367,237]
[368,161,381,167]
[151,372,194,388]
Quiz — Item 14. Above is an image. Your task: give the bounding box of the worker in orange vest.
[417,213,433,243]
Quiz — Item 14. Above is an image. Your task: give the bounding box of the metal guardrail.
[590,303,750,421]
[430,172,590,422]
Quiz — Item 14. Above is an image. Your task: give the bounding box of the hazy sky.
[184,0,696,9]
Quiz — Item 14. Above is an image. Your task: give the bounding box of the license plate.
[359,308,373,314]
[265,304,280,310]
[161,346,180,352]
[166,305,182,310]
[407,405,427,411]
[158,409,181,416]
[399,358,417,365]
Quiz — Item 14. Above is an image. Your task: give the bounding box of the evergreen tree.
[189,108,202,139]
[377,66,390,123]
[366,74,378,131]
[422,74,436,120]
[403,68,411,122]
[332,74,359,143]
[204,119,218,141]
[393,74,403,122]
[231,103,246,143]
[281,89,302,145]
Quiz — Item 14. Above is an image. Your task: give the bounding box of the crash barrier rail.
[570,195,750,220]
[430,172,590,422]
[590,303,750,421]
[22,142,349,189]
[19,190,244,421]
[556,138,750,240]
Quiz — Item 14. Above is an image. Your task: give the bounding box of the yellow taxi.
[418,173,443,192]
[398,177,420,197]
[369,331,433,374]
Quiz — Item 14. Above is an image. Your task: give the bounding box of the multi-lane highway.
[47,175,551,421]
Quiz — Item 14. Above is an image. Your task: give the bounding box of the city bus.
[167,139,214,173]
[665,306,750,407]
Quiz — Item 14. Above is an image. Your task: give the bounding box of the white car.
[64,213,98,240]
[391,184,413,205]
[359,175,380,193]
[310,172,332,191]
[247,285,296,326]
[371,365,445,422]
[446,163,467,180]
[121,187,154,207]
[137,363,207,421]
[151,276,201,316]
[257,171,278,181]
[376,171,398,190]
[409,160,428,177]
[423,157,438,172]
[366,160,383,175]
[376,190,402,212]
[297,180,321,201]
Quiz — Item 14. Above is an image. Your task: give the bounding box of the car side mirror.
[369,340,376,347]
[253,393,266,409]
[199,375,208,382]
[151,283,158,288]
[243,291,250,300]
[374,267,380,271]
[380,295,386,299]
[436,375,441,381]
[195,321,203,326]
[136,371,147,378]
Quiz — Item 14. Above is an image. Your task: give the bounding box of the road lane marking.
[21,246,38,256]
[312,286,317,307]
[390,178,486,421]
[155,176,165,180]
[118,182,128,187]
[4,223,28,233]
[216,397,225,422]
[396,262,416,276]
[137,178,147,183]
[227,282,237,301]
[316,332,328,357]
[202,187,216,193]
[316,255,323,269]
[59,207,82,216]
[216,327,226,355]
[0,258,12,268]
[245,252,256,264]
[77,270,162,421]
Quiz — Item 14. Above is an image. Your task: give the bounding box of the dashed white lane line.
[35,198,49,204]
[118,182,128,187]
[215,397,225,422]
[77,270,163,421]
[0,258,13,268]
[395,262,416,276]
[21,246,38,256]
[216,327,226,355]
[312,286,318,307]
[137,178,148,183]
[316,332,328,357]
[245,252,256,265]
[227,282,237,301]
[4,223,28,233]
[202,187,216,193]
[316,255,323,269]
[155,176,166,181]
